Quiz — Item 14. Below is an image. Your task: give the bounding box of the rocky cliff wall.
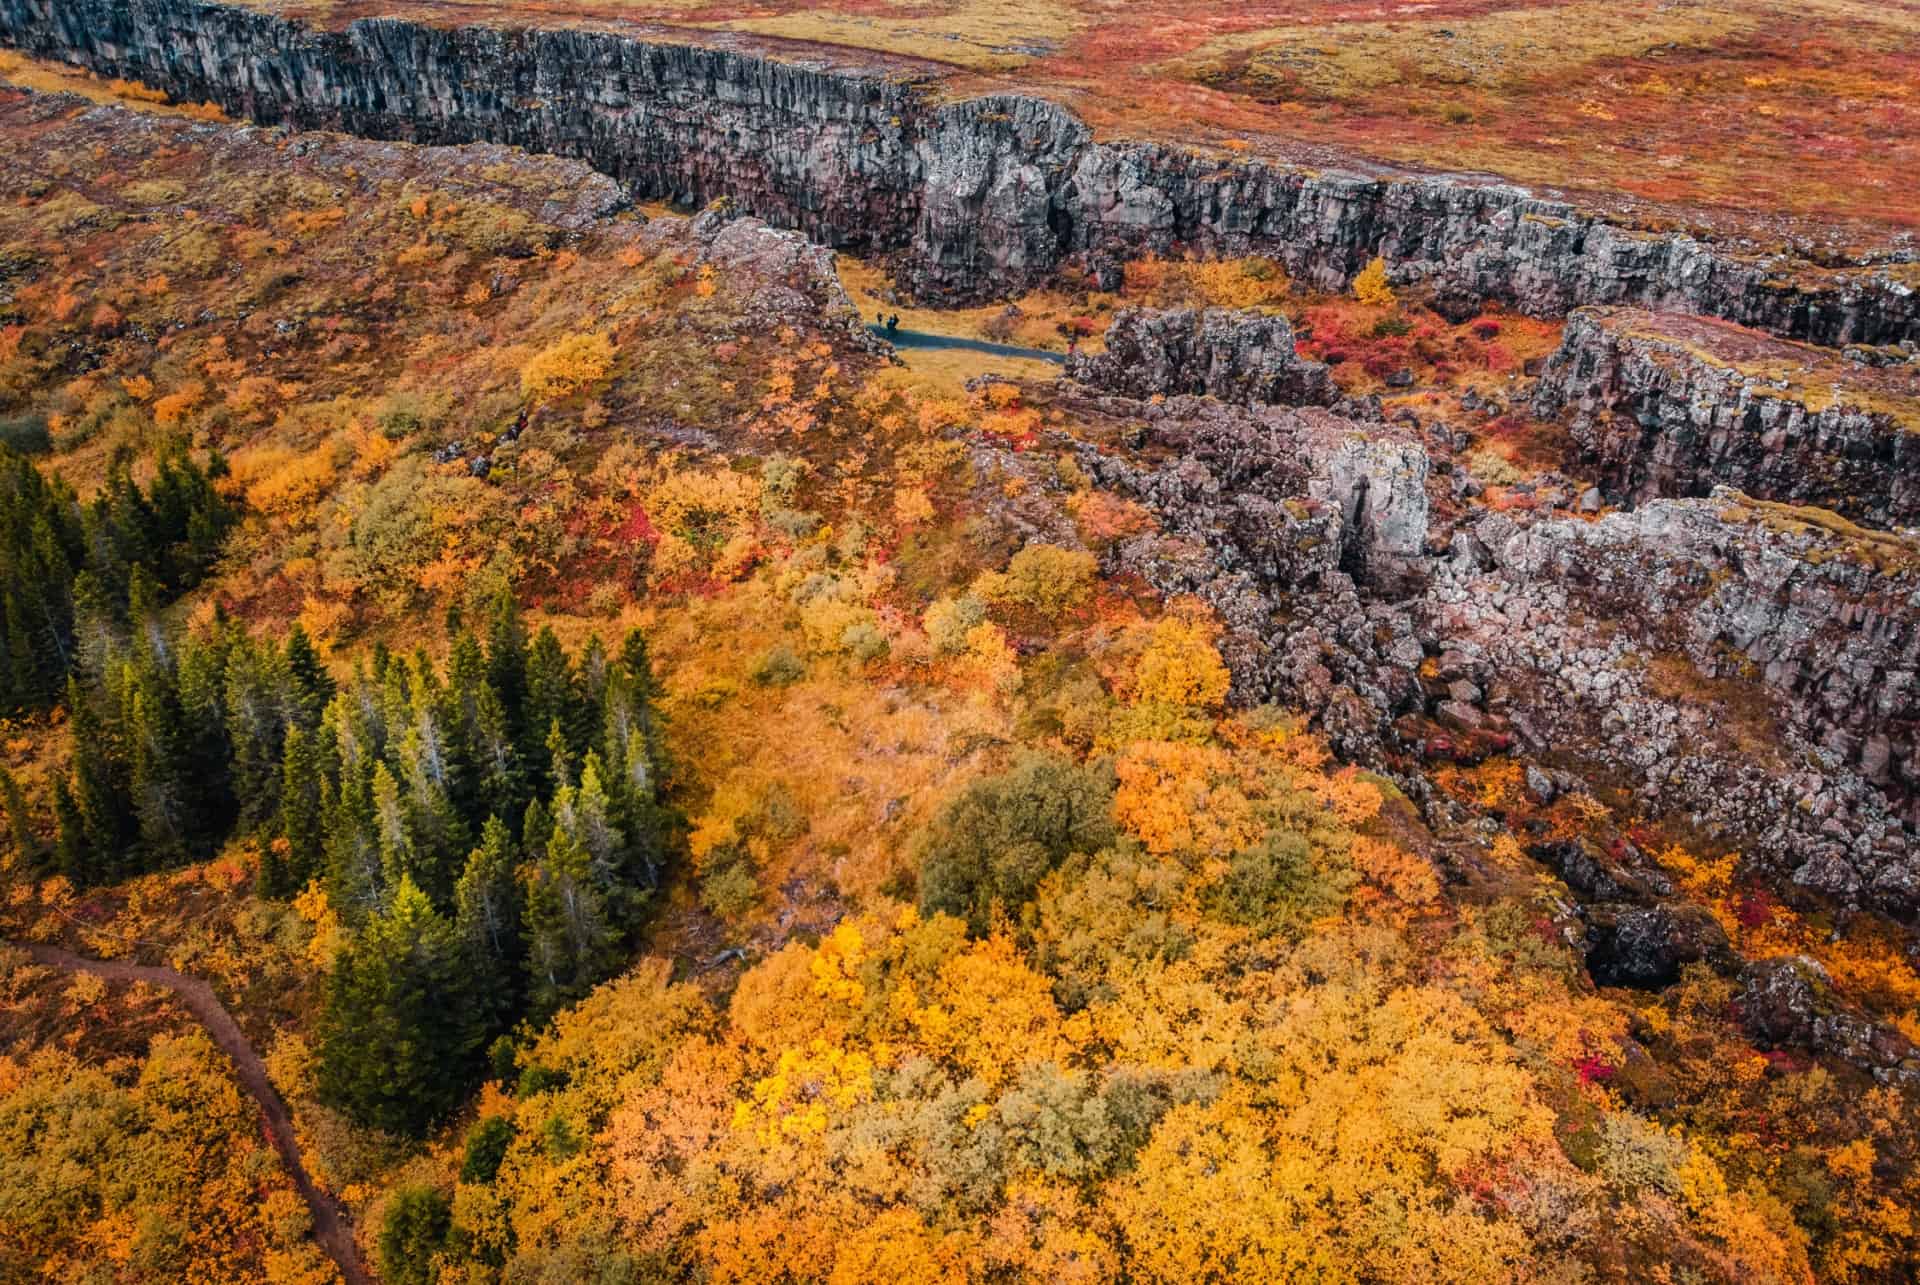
[1065,307,1334,407]
[3,0,1917,344]
[1534,308,1920,526]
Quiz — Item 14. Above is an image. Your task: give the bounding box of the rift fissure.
[3,0,1917,346]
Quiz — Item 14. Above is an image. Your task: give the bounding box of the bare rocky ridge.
[1064,307,1335,407]
[1534,307,1920,526]
[3,0,1918,345]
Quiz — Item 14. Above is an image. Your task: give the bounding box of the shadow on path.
[8,939,372,1285]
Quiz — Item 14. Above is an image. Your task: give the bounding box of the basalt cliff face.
[3,0,1917,344]
[1534,308,1920,526]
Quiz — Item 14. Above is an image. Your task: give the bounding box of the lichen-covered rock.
[4,0,1917,343]
[1533,307,1920,526]
[695,213,880,347]
[1585,903,1735,989]
[1065,307,1333,406]
[1311,434,1430,591]
[1739,957,1920,1087]
[1531,839,1676,904]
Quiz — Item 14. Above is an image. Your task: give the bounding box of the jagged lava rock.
[1739,957,1920,1088]
[1585,903,1735,989]
[1051,392,1433,758]
[1065,307,1334,407]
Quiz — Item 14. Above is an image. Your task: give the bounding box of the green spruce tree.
[316,875,484,1136]
[269,724,326,899]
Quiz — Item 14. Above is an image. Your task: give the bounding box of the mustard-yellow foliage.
[1113,739,1260,858]
[1352,256,1397,308]
[520,330,616,403]
[733,1039,876,1144]
[1133,616,1232,710]
[237,445,337,516]
[981,544,1097,619]
[1190,256,1290,309]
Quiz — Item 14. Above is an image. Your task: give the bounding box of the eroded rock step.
[1535,307,1920,527]
[2,0,1916,344]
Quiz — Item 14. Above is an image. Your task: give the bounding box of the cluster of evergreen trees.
[0,443,234,713]
[0,443,675,1135]
[39,576,674,1135]
[309,601,676,1135]
[50,588,334,884]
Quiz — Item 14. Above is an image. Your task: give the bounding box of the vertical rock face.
[1065,308,1334,407]
[906,95,1089,298]
[7,0,932,250]
[1312,435,1430,591]
[4,0,1917,342]
[1534,308,1920,526]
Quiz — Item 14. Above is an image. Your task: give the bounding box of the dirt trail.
[8,939,373,1285]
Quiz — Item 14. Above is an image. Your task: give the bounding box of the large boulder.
[1739,957,1920,1087]
[1585,903,1734,988]
[1067,308,1335,406]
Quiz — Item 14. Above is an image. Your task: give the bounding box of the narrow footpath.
[8,940,373,1285]
[865,323,1067,364]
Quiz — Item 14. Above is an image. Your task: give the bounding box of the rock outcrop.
[2,0,1917,343]
[1534,308,1920,526]
[1065,307,1333,407]
[1585,903,1736,989]
[1054,373,1920,921]
[1427,491,1920,913]
[1739,957,1920,1088]
[1043,391,1435,765]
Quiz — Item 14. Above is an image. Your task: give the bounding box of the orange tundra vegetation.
[1,64,1919,1285]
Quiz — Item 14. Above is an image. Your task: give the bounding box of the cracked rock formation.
[1041,371,1920,920]
[1428,491,1920,914]
[1534,307,1920,526]
[1064,307,1334,407]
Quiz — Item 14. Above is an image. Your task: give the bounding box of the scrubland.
[0,56,1918,1285]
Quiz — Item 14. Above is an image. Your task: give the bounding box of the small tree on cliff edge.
[1353,256,1397,308]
